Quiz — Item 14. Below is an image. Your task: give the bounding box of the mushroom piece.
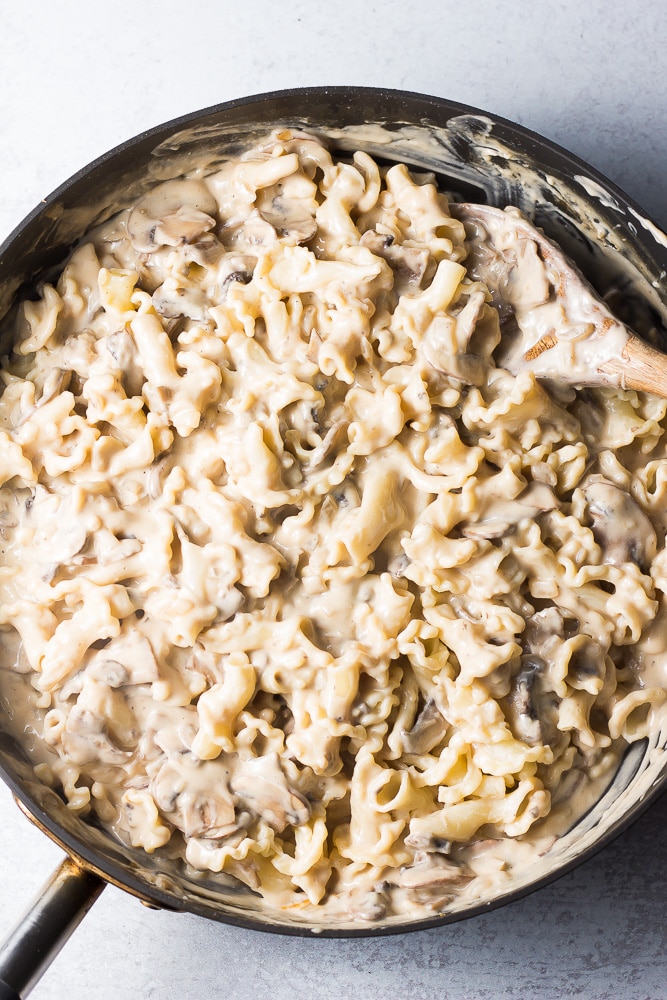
[60,722,133,767]
[219,270,252,297]
[503,654,557,746]
[460,520,512,542]
[230,209,278,248]
[423,347,488,386]
[401,698,448,754]
[566,636,606,694]
[456,210,550,321]
[106,327,145,397]
[523,607,567,653]
[26,488,89,564]
[260,205,317,244]
[152,278,209,322]
[61,681,137,766]
[176,232,225,268]
[304,420,349,469]
[36,368,72,406]
[216,254,257,298]
[127,179,218,253]
[451,288,488,348]
[359,229,431,290]
[421,288,490,385]
[462,482,558,540]
[140,705,199,760]
[87,631,161,687]
[583,479,657,571]
[151,759,239,839]
[346,884,389,922]
[87,659,130,689]
[403,832,452,855]
[230,752,310,832]
[252,158,319,244]
[395,852,471,906]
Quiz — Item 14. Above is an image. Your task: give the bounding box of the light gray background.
[0,1,666,997]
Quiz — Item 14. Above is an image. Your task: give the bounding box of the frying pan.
[1,87,666,1000]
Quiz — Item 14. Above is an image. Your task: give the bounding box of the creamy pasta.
[0,129,666,921]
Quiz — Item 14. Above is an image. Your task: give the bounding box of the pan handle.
[0,856,105,999]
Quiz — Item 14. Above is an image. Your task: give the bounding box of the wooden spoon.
[451,202,667,397]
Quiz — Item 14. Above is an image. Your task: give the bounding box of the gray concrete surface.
[1,2,666,996]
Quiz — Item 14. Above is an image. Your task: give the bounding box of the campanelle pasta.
[0,130,666,920]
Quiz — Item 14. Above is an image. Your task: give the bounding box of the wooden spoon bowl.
[452,203,667,398]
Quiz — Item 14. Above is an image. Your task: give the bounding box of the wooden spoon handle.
[599,333,667,397]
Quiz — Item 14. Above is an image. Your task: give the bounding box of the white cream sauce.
[628,206,667,252]
[0,129,666,924]
[573,175,622,213]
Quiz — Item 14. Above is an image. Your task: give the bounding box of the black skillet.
[1,87,666,1000]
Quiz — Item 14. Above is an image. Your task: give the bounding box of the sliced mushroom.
[151,759,238,839]
[346,884,389,921]
[403,833,452,854]
[305,420,349,469]
[167,231,224,270]
[423,349,488,386]
[87,631,160,686]
[218,270,250,295]
[567,637,606,694]
[153,710,198,758]
[127,179,218,253]
[395,852,471,906]
[26,489,89,563]
[462,482,558,540]
[106,326,135,365]
[523,607,568,654]
[401,698,448,754]
[62,682,137,766]
[230,752,310,832]
[583,479,657,571]
[61,722,132,767]
[152,278,209,322]
[217,254,257,298]
[106,327,144,397]
[421,288,490,384]
[87,659,130,688]
[461,520,512,541]
[451,288,488,348]
[359,230,394,255]
[503,654,557,746]
[231,209,278,248]
[145,706,199,758]
[260,204,317,244]
[360,229,431,290]
[252,159,319,244]
[458,212,550,319]
[36,368,72,406]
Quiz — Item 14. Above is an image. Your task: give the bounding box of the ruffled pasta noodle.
[0,129,666,920]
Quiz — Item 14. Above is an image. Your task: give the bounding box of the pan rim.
[1,84,666,937]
